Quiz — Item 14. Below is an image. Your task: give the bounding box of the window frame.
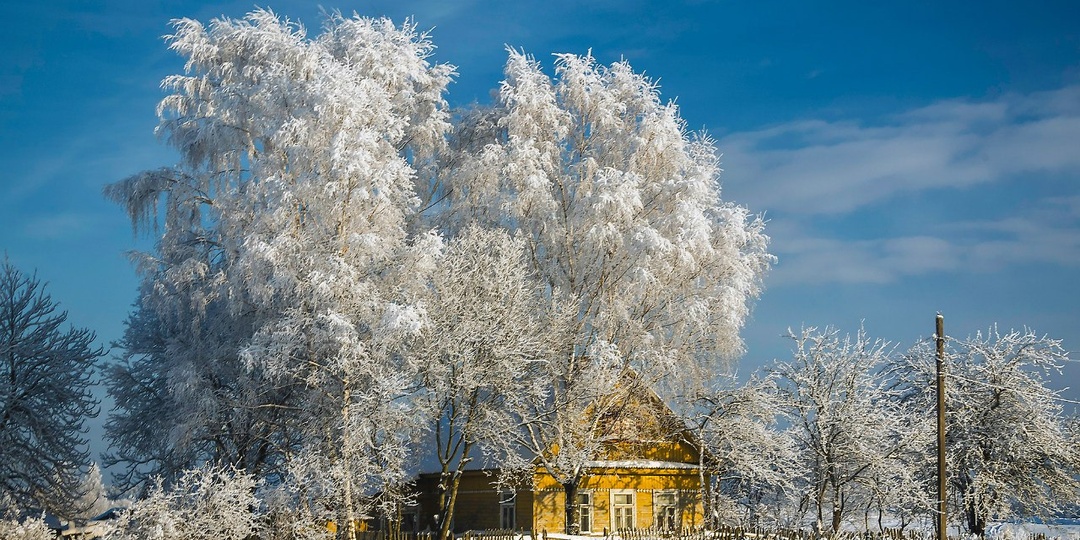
[653,490,678,531]
[500,491,516,530]
[610,489,636,531]
[575,490,594,533]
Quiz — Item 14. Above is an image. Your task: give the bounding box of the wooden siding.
[531,464,703,534]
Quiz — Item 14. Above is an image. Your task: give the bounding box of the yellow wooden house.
[408,379,705,535]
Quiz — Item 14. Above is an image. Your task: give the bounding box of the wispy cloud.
[720,85,1080,287]
[765,224,962,287]
[949,195,1080,270]
[720,85,1080,216]
[762,194,1080,287]
[21,212,104,240]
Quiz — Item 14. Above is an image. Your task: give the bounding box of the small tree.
[772,326,918,534]
[0,260,102,517]
[416,225,558,540]
[687,374,798,529]
[893,327,1080,536]
[73,464,112,520]
[0,513,54,540]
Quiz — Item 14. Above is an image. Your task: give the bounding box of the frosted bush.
[105,465,259,540]
[0,515,54,540]
[259,480,334,540]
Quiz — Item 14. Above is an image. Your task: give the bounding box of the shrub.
[105,465,259,540]
[0,515,54,540]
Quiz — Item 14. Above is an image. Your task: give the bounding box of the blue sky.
[2,0,1079,463]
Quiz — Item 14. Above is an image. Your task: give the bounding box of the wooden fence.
[354,528,924,540]
[355,530,526,540]
[614,526,935,540]
[356,527,1050,540]
[613,526,936,540]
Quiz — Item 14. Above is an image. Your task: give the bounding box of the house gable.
[591,371,701,465]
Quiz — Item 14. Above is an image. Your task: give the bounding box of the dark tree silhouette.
[0,260,102,517]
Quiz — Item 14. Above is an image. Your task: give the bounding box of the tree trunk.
[563,481,580,534]
[831,485,844,534]
[966,505,986,538]
[439,469,465,540]
[435,469,450,539]
[342,384,356,540]
[814,479,827,534]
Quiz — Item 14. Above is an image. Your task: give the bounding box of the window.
[500,491,516,530]
[654,491,677,530]
[576,492,593,533]
[612,490,635,530]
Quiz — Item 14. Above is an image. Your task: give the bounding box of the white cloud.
[720,85,1080,216]
[762,194,1080,287]
[949,197,1080,270]
[718,84,1080,288]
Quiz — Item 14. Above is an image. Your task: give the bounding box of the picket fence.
[615,527,931,540]
[354,527,1052,540]
[355,530,524,540]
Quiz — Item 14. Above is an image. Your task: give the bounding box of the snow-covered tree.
[443,49,770,377]
[892,327,1079,536]
[686,374,799,529]
[105,9,454,532]
[772,327,922,534]
[0,513,54,540]
[438,49,772,533]
[103,283,290,494]
[104,465,259,540]
[0,260,102,517]
[414,224,559,540]
[73,464,113,521]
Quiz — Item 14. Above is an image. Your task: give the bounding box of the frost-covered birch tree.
[773,327,922,534]
[0,260,102,517]
[105,9,454,532]
[438,49,772,533]
[415,225,560,540]
[892,328,1079,537]
[687,374,799,529]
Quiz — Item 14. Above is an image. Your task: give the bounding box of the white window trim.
[653,490,678,530]
[576,490,594,533]
[610,489,636,531]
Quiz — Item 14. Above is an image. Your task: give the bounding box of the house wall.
[531,465,703,535]
[413,471,534,533]
[413,462,703,536]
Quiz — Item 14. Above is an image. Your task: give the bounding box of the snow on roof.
[583,459,698,470]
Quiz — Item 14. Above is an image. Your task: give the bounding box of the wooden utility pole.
[935,314,947,540]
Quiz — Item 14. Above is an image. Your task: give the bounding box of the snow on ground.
[987,520,1080,540]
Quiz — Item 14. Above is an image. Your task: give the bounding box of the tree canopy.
[0,260,102,518]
